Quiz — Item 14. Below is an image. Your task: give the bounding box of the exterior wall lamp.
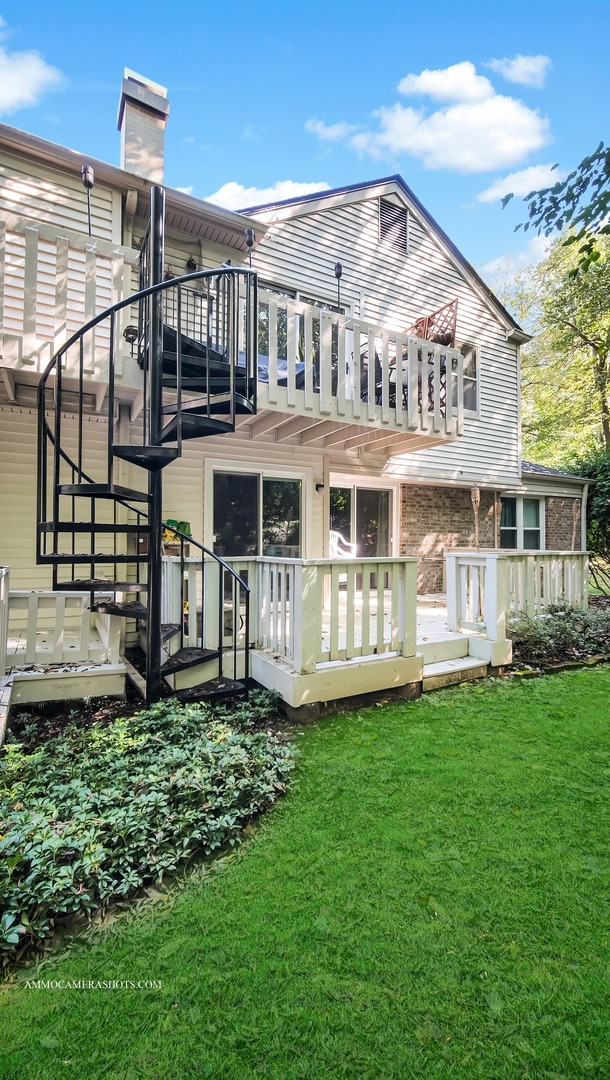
[81,165,94,237]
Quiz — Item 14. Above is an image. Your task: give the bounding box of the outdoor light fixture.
[244,227,255,268]
[315,483,325,493]
[123,325,138,357]
[334,261,343,311]
[186,255,197,273]
[81,164,94,237]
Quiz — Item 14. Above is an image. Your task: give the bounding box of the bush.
[0,696,296,964]
[508,605,610,666]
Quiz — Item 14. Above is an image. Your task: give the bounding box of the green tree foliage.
[504,142,610,273]
[568,448,610,591]
[496,236,610,463]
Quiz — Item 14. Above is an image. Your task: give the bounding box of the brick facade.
[400,485,496,593]
[545,496,582,551]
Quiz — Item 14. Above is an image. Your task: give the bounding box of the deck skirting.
[251,649,423,708]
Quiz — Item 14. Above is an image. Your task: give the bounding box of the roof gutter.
[0,121,261,249]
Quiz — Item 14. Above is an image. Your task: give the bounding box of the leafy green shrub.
[508,605,610,666]
[0,697,296,964]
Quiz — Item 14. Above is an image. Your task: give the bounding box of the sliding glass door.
[213,471,302,558]
[330,486,391,557]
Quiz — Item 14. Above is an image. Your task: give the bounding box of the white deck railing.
[258,289,464,440]
[6,590,121,666]
[0,567,9,677]
[161,554,419,674]
[0,213,139,376]
[256,557,418,672]
[445,550,590,641]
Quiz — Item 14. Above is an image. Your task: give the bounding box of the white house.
[0,70,589,724]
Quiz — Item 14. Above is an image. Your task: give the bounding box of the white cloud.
[175,185,193,195]
[481,235,551,284]
[205,179,331,211]
[485,54,551,88]
[477,163,567,203]
[398,61,494,103]
[350,95,550,172]
[305,118,358,141]
[308,61,551,173]
[0,21,63,115]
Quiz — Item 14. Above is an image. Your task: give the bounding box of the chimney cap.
[117,67,170,131]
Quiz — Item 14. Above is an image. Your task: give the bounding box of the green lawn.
[1,669,609,1079]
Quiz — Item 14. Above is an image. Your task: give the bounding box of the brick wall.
[400,485,496,592]
[545,496,582,550]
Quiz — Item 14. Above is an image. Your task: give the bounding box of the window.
[451,342,478,414]
[379,198,408,253]
[500,497,542,550]
[460,343,478,413]
[213,471,302,558]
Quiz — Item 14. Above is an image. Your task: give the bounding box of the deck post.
[292,562,320,674]
[0,567,9,678]
[402,558,418,657]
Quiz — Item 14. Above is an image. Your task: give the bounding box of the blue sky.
[0,0,607,282]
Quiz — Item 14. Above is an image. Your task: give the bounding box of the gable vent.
[379,198,408,253]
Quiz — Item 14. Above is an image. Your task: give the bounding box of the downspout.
[581,483,589,551]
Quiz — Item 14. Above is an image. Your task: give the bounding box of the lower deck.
[0,548,589,736]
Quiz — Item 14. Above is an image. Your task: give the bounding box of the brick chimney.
[117,68,170,183]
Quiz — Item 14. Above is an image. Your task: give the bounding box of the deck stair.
[422,655,489,692]
[35,185,257,706]
[417,595,491,690]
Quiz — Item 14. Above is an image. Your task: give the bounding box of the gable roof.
[240,175,530,343]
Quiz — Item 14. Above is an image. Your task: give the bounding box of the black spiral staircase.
[36,186,257,705]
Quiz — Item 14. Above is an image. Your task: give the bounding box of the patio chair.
[329,530,358,558]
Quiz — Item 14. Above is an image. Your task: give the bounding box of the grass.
[1,669,609,1079]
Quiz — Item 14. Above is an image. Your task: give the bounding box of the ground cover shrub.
[0,694,296,965]
[508,603,610,665]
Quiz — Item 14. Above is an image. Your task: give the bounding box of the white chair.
[329,530,357,558]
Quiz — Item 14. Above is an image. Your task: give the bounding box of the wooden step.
[173,677,246,703]
[160,646,220,677]
[161,623,181,643]
[422,656,488,692]
[112,445,181,470]
[418,634,470,664]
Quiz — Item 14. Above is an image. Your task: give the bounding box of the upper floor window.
[450,342,478,415]
[379,198,408,254]
[460,342,477,414]
[500,497,542,550]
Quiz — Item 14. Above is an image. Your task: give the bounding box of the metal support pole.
[146,185,165,704]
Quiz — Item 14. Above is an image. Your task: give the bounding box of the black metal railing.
[162,526,251,691]
[36,264,256,700]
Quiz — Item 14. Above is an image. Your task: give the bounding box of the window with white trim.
[500,496,542,550]
[451,341,478,415]
[212,470,303,558]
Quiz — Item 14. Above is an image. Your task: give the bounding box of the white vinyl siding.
[0,151,118,242]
